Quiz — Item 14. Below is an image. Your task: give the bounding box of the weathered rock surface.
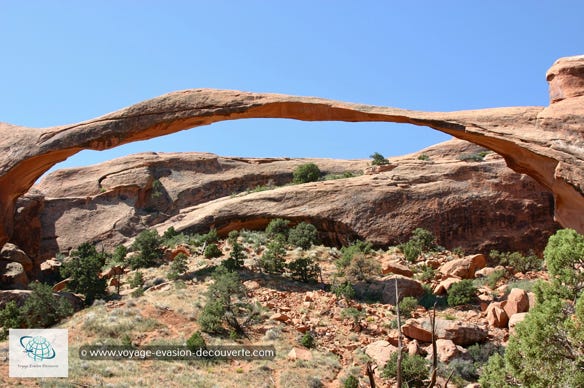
[424,339,462,363]
[486,301,509,328]
[439,254,487,279]
[1,243,33,272]
[356,275,425,305]
[365,340,396,367]
[22,140,559,265]
[0,261,28,289]
[402,317,488,346]
[0,55,582,253]
[504,288,530,318]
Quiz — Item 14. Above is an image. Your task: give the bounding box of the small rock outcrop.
[402,317,488,346]
[439,254,487,279]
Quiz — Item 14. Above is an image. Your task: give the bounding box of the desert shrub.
[110,245,127,265]
[20,282,73,328]
[467,342,504,364]
[416,265,436,282]
[223,241,246,271]
[293,163,321,183]
[130,229,162,269]
[199,266,249,334]
[204,243,222,259]
[341,307,364,325]
[323,171,357,180]
[345,253,380,283]
[485,269,506,289]
[240,229,267,247]
[489,249,542,273]
[265,218,290,240]
[417,154,430,161]
[288,222,320,249]
[186,331,207,352]
[167,253,189,280]
[0,301,23,340]
[227,230,239,244]
[542,228,584,300]
[259,240,286,274]
[162,226,179,242]
[447,279,477,306]
[198,300,225,333]
[287,256,320,282]
[370,152,389,166]
[331,281,356,300]
[129,271,144,288]
[300,332,315,348]
[336,240,373,270]
[203,229,219,244]
[458,151,489,162]
[448,359,478,381]
[398,296,418,319]
[399,228,439,262]
[343,375,359,388]
[452,246,465,256]
[131,287,144,298]
[382,351,428,387]
[61,242,107,305]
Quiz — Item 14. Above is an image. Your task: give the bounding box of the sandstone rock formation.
[438,254,487,279]
[402,317,488,346]
[0,55,582,254]
[22,139,558,265]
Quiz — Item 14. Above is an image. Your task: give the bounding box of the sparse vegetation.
[398,296,418,319]
[287,256,320,282]
[331,280,356,300]
[288,222,320,249]
[382,351,429,387]
[370,152,389,166]
[265,218,290,240]
[399,227,439,262]
[447,279,477,306]
[186,331,207,352]
[167,253,189,280]
[323,171,358,180]
[417,154,430,161]
[489,249,542,273]
[224,241,246,270]
[204,243,222,259]
[20,282,73,328]
[198,266,250,335]
[293,163,321,183]
[458,151,489,162]
[258,240,286,274]
[300,332,316,348]
[0,301,23,340]
[345,253,380,283]
[61,242,107,305]
[335,240,373,270]
[130,229,163,269]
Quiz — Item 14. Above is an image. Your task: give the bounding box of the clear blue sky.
[1,1,583,171]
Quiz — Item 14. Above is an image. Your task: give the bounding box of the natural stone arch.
[0,55,583,247]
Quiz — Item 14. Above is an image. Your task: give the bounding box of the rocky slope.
[13,139,558,279]
[0,55,583,251]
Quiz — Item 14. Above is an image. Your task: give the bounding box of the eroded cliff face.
[0,55,582,254]
[14,139,558,265]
